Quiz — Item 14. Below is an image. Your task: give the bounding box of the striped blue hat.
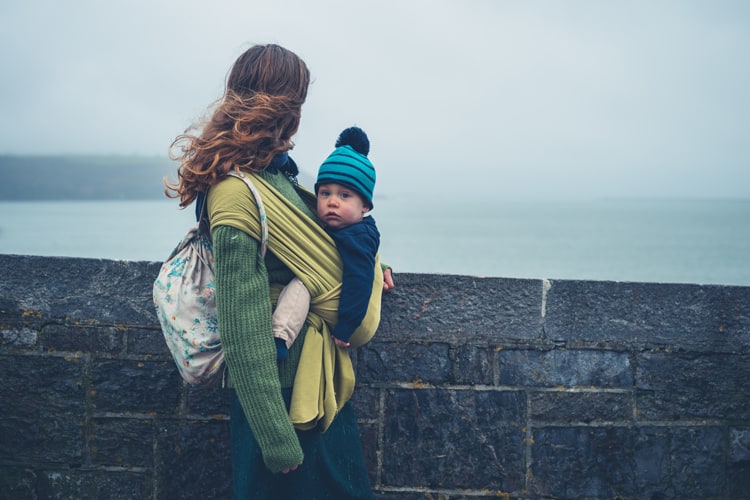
[315,143,376,208]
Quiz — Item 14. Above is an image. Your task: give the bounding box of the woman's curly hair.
[165,44,310,207]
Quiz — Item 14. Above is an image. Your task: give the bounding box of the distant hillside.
[0,155,175,201]
[0,155,315,201]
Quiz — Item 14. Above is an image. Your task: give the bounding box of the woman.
[167,44,391,499]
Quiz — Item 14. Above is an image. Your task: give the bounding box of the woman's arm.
[213,225,303,473]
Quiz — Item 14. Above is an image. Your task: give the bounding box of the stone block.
[358,422,379,487]
[530,391,632,423]
[378,274,543,341]
[359,341,452,385]
[0,467,35,498]
[529,427,635,497]
[350,385,381,421]
[90,417,155,467]
[0,295,46,332]
[0,255,160,324]
[128,327,171,355]
[0,355,85,417]
[39,323,124,354]
[730,427,750,462]
[728,428,750,500]
[453,344,494,385]
[545,279,750,352]
[185,383,232,417]
[382,388,525,491]
[0,324,38,349]
[0,413,84,465]
[633,427,670,495]
[637,352,750,420]
[156,420,231,499]
[499,349,632,388]
[634,426,728,497]
[90,359,181,414]
[36,470,148,499]
[668,427,725,497]
[728,463,750,500]
[0,355,86,464]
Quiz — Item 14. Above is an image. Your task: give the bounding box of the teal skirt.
[230,389,373,499]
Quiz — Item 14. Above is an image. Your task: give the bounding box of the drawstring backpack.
[152,172,268,385]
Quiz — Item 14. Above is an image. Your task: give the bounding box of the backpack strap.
[225,171,269,257]
[195,191,212,239]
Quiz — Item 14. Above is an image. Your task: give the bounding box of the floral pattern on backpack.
[153,225,224,385]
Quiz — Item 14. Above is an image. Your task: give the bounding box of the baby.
[273,127,380,358]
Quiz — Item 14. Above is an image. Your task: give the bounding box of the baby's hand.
[383,268,395,292]
[333,337,350,349]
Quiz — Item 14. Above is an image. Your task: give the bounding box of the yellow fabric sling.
[208,172,383,431]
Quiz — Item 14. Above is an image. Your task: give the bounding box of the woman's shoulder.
[210,170,291,206]
[211,173,246,193]
[209,175,256,209]
[209,168,316,221]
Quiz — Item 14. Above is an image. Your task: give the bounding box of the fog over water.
[1,0,749,200]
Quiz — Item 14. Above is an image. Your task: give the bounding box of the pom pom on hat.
[316,127,376,208]
[336,127,370,156]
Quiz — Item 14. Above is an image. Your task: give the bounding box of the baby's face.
[316,183,369,230]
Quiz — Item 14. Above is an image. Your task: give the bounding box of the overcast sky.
[1,0,748,200]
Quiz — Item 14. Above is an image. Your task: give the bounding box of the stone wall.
[0,254,748,499]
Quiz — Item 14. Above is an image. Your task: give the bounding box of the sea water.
[1,197,748,286]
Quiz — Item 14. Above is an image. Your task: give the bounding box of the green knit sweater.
[210,170,315,473]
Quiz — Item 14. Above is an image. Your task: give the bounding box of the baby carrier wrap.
[208,172,383,430]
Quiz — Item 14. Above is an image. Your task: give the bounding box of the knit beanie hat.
[315,127,376,208]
